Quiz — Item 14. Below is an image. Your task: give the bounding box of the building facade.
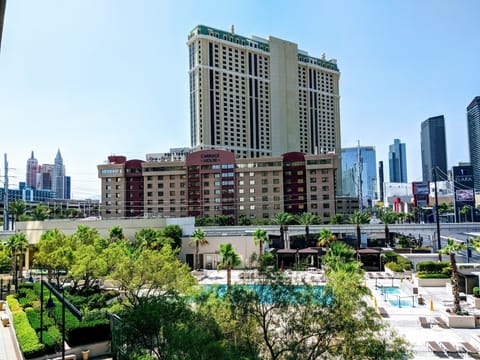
[467,96,480,193]
[388,139,407,183]
[341,146,377,208]
[421,115,448,182]
[98,149,338,223]
[187,25,341,160]
[26,151,40,188]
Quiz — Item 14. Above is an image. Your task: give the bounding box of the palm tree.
[297,212,320,247]
[272,212,294,249]
[190,228,208,270]
[439,238,467,314]
[348,211,370,254]
[377,209,398,247]
[218,243,241,287]
[252,228,269,259]
[329,213,344,225]
[6,233,29,287]
[323,241,356,273]
[9,200,27,230]
[460,205,471,222]
[316,228,336,250]
[31,204,48,221]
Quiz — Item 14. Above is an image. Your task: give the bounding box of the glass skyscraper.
[467,96,480,193]
[341,146,377,207]
[421,115,448,182]
[388,139,407,183]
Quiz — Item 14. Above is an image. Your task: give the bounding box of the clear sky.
[1,0,479,199]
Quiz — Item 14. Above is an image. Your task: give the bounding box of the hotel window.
[322,177,328,183]
[239,197,245,202]
[310,178,317,183]
[170,191,176,196]
[273,179,280,184]
[250,188,255,193]
[249,180,255,185]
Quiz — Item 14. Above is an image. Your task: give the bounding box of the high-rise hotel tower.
[187,25,341,159]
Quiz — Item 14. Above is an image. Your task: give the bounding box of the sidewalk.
[0,302,21,360]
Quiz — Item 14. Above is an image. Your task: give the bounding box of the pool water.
[378,286,415,307]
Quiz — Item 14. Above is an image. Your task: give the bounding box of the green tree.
[377,208,398,247]
[160,224,183,249]
[34,228,73,285]
[238,214,252,226]
[252,228,269,259]
[297,212,320,247]
[349,210,371,253]
[9,200,27,229]
[31,204,48,221]
[272,212,295,249]
[316,228,336,249]
[113,295,245,360]
[112,245,196,307]
[6,233,29,282]
[190,228,208,270]
[109,226,125,242]
[322,241,357,273]
[134,228,163,250]
[218,243,241,287]
[460,205,471,222]
[329,213,344,224]
[439,238,467,314]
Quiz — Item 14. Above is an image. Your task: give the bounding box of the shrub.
[6,295,22,312]
[417,261,449,273]
[12,310,45,358]
[18,288,38,308]
[42,326,62,354]
[416,273,449,279]
[473,287,480,298]
[385,262,404,272]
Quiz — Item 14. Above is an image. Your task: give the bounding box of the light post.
[433,166,442,261]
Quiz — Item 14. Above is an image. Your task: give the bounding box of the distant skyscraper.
[467,96,480,192]
[421,115,448,182]
[26,151,40,188]
[52,149,69,199]
[378,161,384,202]
[388,139,407,182]
[341,146,377,208]
[36,164,54,191]
[187,25,341,158]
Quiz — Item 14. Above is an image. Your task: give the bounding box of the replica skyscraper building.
[467,96,480,193]
[26,151,40,188]
[421,115,448,182]
[388,139,407,183]
[187,25,341,159]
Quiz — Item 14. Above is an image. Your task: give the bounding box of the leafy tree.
[31,204,48,221]
[112,245,196,307]
[316,228,336,249]
[218,243,241,287]
[113,295,245,360]
[377,209,398,246]
[329,213,344,224]
[9,200,27,229]
[109,226,125,242]
[348,211,370,253]
[252,228,269,259]
[190,228,208,270]
[238,214,252,226]
[439,238,467,314]
[160,224,183,249]
[272,212,295,249]
[297,212,320,247]
[134,228,163,250]
[34,229,73,285]
[6,233,29,281]
[213,214,234,226]
[460,205,471,222]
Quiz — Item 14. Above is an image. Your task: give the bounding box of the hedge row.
[417,273,450,279]
[6,295,22,312]
[417,261,450,273]
[11,308,45,359]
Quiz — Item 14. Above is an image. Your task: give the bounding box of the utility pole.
[433,166,442,261]
[3,153,8,231]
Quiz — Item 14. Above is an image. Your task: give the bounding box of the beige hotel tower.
[187,25,341,159]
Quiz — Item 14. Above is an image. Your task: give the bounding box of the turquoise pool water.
[378,286,415,307]
[200,284,327,304]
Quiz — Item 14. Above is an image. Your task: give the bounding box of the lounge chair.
[440,341,459,355]
[458,342,480,357]
[434,316,449,329]
[418,316,430,328]
[426,341,445,356]
[377,307,389,318]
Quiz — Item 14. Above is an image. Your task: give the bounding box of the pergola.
[276,247,321,269]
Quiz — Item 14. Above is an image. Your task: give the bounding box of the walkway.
[0,301,21,360]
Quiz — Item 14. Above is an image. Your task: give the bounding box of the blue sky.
[1,1,479,199]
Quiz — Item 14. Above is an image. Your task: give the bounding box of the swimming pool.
[377,286,415,307]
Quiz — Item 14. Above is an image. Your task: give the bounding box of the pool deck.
[198,269,480,359]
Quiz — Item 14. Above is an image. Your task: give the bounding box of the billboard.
[412,181,429,207]
[452,165,475,222]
